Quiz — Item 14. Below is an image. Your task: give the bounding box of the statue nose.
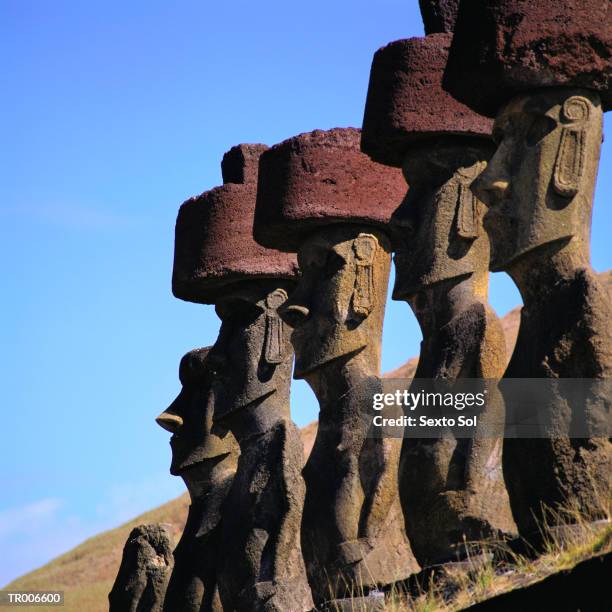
[156,411,183,433]
[280,304,309,328]
[472,174,510,207]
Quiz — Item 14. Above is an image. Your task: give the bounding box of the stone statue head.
[390,138,493,300]
[279,225,391,379]
[208,279,295,427]
[156,348,238,480]
[471,88,603,272]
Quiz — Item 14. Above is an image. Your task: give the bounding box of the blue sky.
[1,0,610,586]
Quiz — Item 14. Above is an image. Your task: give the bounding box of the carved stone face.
[471,88,602,271]
[391,139,493,300]
[280,225,391,379]
[209,280,294,424]
[156,348,238,477]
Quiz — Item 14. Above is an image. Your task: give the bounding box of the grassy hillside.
[5,496,190,611]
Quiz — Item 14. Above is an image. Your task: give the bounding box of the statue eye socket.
[392,213,417,236]
[215,299,262,325]
[299,246,326,270]
[525,114,556,147]
[324,251,345,278]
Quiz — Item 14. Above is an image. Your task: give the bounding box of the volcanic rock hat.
[443,0,612,118]
[172,144,299,304]
[418,0,460,35]
[253,128,407,252]
[361,31,492,167]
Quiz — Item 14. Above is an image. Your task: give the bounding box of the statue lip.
[171,450,233,477]
[483,205,510,226]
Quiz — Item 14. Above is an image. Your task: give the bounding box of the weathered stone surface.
[277,224,419,602]
[255,130,419,602]
[109,524,174,612]
[419,0,460,35]
[361,34,492,167]
[391,140,494,298]
[221,143,267,185]
[471,88,612,540]
[465,550,612,611]
[390,139,516,566]
[172,144,298,304]
[156,348,239,612]
[209,279,314,612]
[254,128,406,252]
[473,89,603,273]
[444,0,612,117]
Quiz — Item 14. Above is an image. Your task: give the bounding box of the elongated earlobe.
[264,289,289,364]
[456,160,486,240]
[553,96,590,198]
[351,234,377,319]
[456,182,480,239]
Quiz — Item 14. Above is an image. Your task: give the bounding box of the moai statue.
[254,128,419,605]
[172,144,314,612]
[109,524,174,612]
[444,0,612,540]
[361,14,516,567]
[155,348,239,612]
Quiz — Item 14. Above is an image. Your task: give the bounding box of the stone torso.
[400,302,515,566]
[414,302,503,380]
[163,475,233,612]
[302,375,418,602]
[506,269,612,379]
[218,418,313,612]
[503,268,612,536]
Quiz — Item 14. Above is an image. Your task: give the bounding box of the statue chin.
[293,355,332,379]
[392,271,425,301]
[216,389,276,424]
[494,235,574,274]
[392,256,421,300]
[294,345,367,380]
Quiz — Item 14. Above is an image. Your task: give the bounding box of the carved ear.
[553,96,590,198]
[455,160,486,240]
[351,234,377,319]
[263,289,289,364]
[456,182,480,239]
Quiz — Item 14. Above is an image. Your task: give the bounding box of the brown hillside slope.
[6,270,611,611]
